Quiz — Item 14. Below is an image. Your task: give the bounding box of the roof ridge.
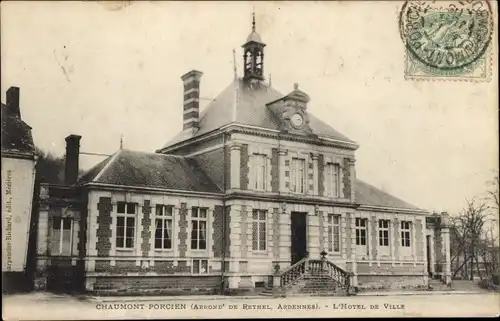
[93,149,123,182]
[124,149,189,159]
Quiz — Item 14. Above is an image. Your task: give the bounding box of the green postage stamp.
[399,0,494,81]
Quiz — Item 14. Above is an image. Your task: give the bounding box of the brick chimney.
[6,86,21,118]
[181,70,203,130]
[65,134,82,185]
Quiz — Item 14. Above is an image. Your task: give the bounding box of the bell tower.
[242,12,266,82]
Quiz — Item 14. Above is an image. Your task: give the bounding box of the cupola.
[242,12,266,82]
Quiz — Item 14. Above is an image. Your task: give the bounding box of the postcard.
[1,1,499,319]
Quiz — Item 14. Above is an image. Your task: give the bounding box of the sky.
[1,1,498,215]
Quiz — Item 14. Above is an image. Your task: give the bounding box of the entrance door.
[291,212,307,265]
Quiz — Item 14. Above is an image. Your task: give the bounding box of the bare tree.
[484,172,500,286]
[450,172,500,287]
[450,199,488,280]
[486,173,499,211]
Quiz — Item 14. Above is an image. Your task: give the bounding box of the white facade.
[1,155,36,272]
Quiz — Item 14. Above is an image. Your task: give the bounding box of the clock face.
[290,113,304,128]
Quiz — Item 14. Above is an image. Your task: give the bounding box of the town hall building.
[34,16,452,296]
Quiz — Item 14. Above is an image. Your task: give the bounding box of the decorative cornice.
[1,150,37,160]
[158,122,359,154]
[83,182,223,199]
[43,180,427,216]
[225,124,359,151]
[155,130,223,154]
[224,190,360,208]
[357,204,429,215]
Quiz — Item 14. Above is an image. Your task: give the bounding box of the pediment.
[285,89,310,105]
[266,97,313,136]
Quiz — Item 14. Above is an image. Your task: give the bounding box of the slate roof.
[1,103,35,154]
[355,179,423,211]
[77,149,221,193]
[160,79,355,150]
[78,150,422,210]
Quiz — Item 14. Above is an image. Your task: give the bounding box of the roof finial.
[119,134,123,150]
[269,73,272,87]
[252,8,256,32]
[294,83,299,90]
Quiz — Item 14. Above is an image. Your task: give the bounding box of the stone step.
[303,284,337,288]
[294,291,347,297]
[304,280,338,284]
[303,284,337,287]
[260,269,351,297]
[304,278,338,283]
[301,289,337,293]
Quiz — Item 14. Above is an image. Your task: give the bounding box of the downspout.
[278,133,281,200]
[220,131,227,295]
[276,133,282,283]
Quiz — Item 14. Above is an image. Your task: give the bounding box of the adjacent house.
[35,17,452,295]
[1,86,37,292]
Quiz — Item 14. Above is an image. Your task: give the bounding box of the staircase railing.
[308,259,324,275]
[307,259,352,291]
[275,257,353,294]
[324,259,351,291]
[279,257,309,289]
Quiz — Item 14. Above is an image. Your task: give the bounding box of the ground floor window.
[155,205,173,250]
[116,202,137,249]
[192,259,209,274]
[51,216,73,255]
[252,209,267,251]
[328,214,341,253]
[191,207,207,250]
[401,221,411,247]
[379,219,390,246]
[355,218,367,245]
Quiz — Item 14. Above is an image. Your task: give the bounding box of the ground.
[2,292,499,319]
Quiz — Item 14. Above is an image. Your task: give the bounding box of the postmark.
[399,0,493,81]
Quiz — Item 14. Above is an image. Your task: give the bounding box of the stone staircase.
[295,274,348,296]
[260,257,353,297]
